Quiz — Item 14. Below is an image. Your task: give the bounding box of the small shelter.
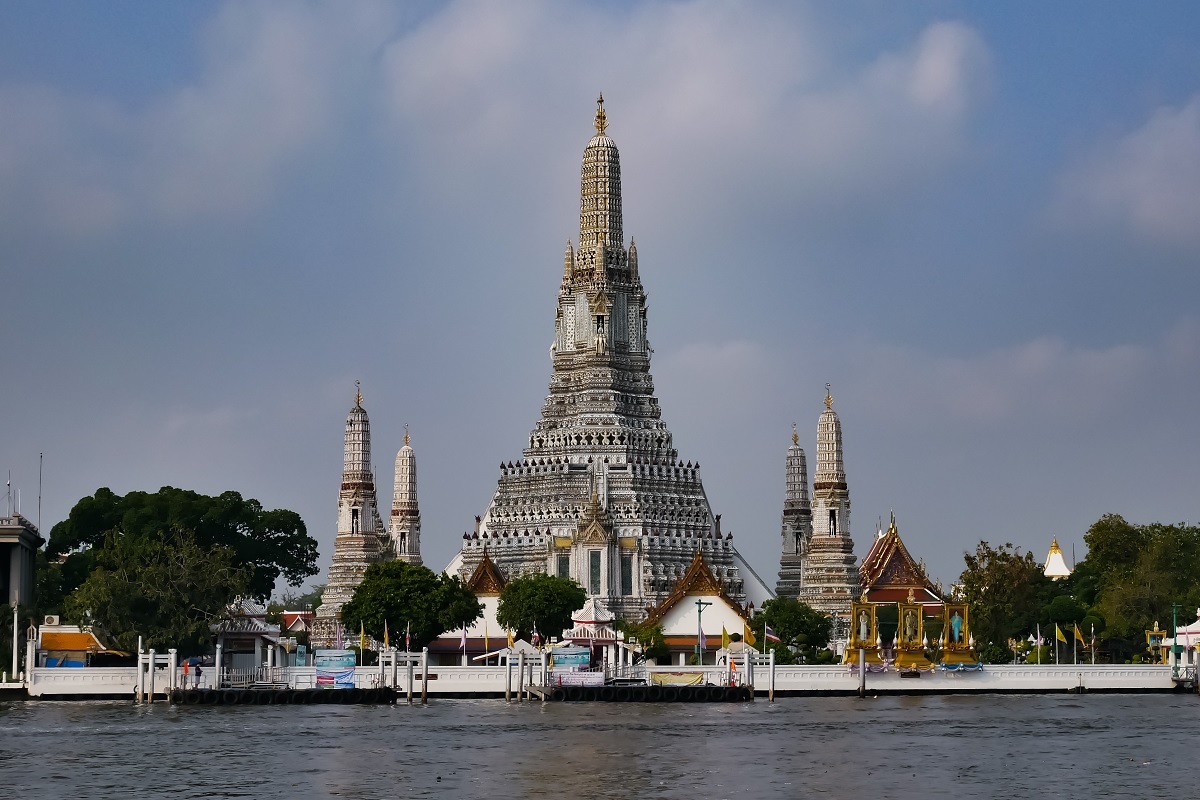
[37,623,108,667]
[434,550,507,665]
[211,599,281,673]
[560,597,638,670]
[645,550,754,666]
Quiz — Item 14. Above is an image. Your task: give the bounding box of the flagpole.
[1091,623,1096,665]
[1036,623,1041,664]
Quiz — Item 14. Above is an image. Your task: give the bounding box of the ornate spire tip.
[791,423,798,446]
[824,383,833,410]
[594,93,608,136]
[355,380,363,407]
[404,423,410,447]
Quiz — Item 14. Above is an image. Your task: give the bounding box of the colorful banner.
[550,646,591,667]
[314,649,356,689]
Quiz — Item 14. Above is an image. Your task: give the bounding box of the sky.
[2,1,1198,596]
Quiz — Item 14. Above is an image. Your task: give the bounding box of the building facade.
[448,97,772,619]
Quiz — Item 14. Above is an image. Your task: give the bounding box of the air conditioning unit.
[43,615,60,626]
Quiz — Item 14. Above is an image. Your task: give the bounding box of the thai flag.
[765,625,782,643]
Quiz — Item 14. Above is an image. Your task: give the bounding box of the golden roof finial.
[355,380,363,407]
[404,423,410,447]
[791,423,798,446]
[594,93,608,136]
[824,383,833,410]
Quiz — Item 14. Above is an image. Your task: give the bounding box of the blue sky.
[2,1,1198,594]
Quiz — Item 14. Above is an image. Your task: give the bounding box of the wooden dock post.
[517,651,526,702]
[420,647,428,705]
[505,654,512,703]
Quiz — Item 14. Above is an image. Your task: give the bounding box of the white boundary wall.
[19,663,1176,698]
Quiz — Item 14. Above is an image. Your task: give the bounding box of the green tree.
[496,574,586,641]
[49,486,318,599]
[278,584,324,611]
[64,527,249,657]
[617,618,670,663]
[1045,595,1086,626]
[759,597,832,664]
[1079,515,1200,661]
[340,561,482,650]
[958,541,1054,661]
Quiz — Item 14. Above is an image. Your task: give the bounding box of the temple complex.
[447,96,773,619]
[311,385,391,648]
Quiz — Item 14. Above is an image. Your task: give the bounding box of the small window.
[589,550,602,595]
[557,554,570,579]
[620,554,633,596]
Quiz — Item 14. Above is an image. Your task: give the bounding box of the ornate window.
[589,550,601,595]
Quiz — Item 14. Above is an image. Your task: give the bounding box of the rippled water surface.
[1,694,1194,798]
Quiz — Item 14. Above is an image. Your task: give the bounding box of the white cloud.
[0,3,397,233]
[377,4,991,221]
[1054,95,1200,247]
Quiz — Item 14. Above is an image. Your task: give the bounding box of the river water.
[1,694,1193,798]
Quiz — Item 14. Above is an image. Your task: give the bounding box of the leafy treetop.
[496,573,587,641]
[49,486,318,600]
[340,561,482,651]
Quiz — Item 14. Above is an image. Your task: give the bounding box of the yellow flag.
[506,628,515,648]
[360,621,367,650]
[383,620,389,649]
[744,621,757,647]
[484,619,490,652]
[1074,624,1085,643]
[721,625,730,649]
[1055,624,1067,643]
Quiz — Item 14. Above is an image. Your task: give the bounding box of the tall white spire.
[390,425,422,565]
[312,382,388,644]
[776,423,813,597]
[801,385,859,632]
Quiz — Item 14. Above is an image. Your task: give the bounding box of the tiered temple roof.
[859,515,942,609]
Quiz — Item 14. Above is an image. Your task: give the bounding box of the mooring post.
[214,643,223,690]
[517,651,526,702]
[420,647,429,705]
[406,654,414,705]
[168,648,178,694]
[505,654,512,703]
[858,648,866,698]
[148,649,156,703]
[768,649,776,702]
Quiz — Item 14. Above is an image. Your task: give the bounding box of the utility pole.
[1172,603,1181,679]
[694,598,711,666]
